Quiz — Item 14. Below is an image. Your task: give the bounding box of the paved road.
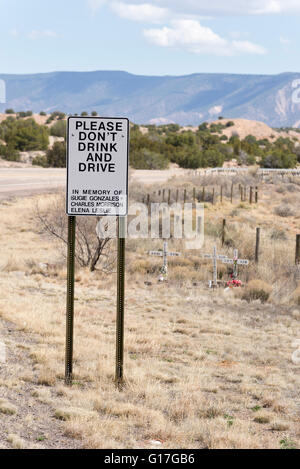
[0,168,66,200]
[0,167,189,201]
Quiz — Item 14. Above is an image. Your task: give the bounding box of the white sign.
[149,251,164,257]
[67,117,129,216]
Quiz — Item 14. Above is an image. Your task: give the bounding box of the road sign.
[203,246,227,287]
[149,242,181,281]
[67,116,129,217]
[64,116,130,388]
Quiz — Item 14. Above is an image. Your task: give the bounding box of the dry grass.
[0,399,17,415]
[0,176,299,449]
[242,280,272,304]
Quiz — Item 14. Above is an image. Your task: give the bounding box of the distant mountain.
[1,70,300,127]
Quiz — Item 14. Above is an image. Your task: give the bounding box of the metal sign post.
[149,241,181,281]
[65,116,129,387]
[116,217,126,388]
[203,246,227,287]
[65,215,76,385]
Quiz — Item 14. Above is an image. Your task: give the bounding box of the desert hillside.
[210,118,300,142]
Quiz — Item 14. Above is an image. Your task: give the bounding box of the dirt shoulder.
[0,317,82,449]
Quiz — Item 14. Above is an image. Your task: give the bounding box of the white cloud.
[144,20,266,56]
[111,2,168,23]
[99,1,300,16]
[209,105,223,116]
[28,30,57,40]
[149,117,175,125]
[86,0,300,16]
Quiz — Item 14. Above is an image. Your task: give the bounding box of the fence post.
[255,227,260,264]
[212,188,215,205]
[162,189,165,202]
[168,189,171,205]
[296,234,300,265]
[222,219,226,247]
[202,187,205,202]
[193,187,196,203]
[255,186,258,203]
[184,189,187,204]
[231,184,234,204]
[249,187,253,204]
[220,186,223,204]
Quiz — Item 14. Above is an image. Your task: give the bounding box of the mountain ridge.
[1,70,300,127]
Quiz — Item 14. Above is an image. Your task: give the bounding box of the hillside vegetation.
[1,112,300,170]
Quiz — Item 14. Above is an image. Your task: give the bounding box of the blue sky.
[1,0,300,76]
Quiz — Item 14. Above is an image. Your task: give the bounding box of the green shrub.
[0,117,49,151]
[198,122,208,131]
[130,148,169,170]
[32,154,48,167]
[0,143,20,161]
[202,148,225,167]
[17,110,33,118]
[46,141,66,167]
[260,151,297,169]
[50,120,66,138]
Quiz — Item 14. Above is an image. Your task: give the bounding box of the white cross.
[203,245,227,287]
[222,249,249,279]
[149,241,181,280]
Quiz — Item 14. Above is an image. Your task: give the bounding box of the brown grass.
[0,174,299,449]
